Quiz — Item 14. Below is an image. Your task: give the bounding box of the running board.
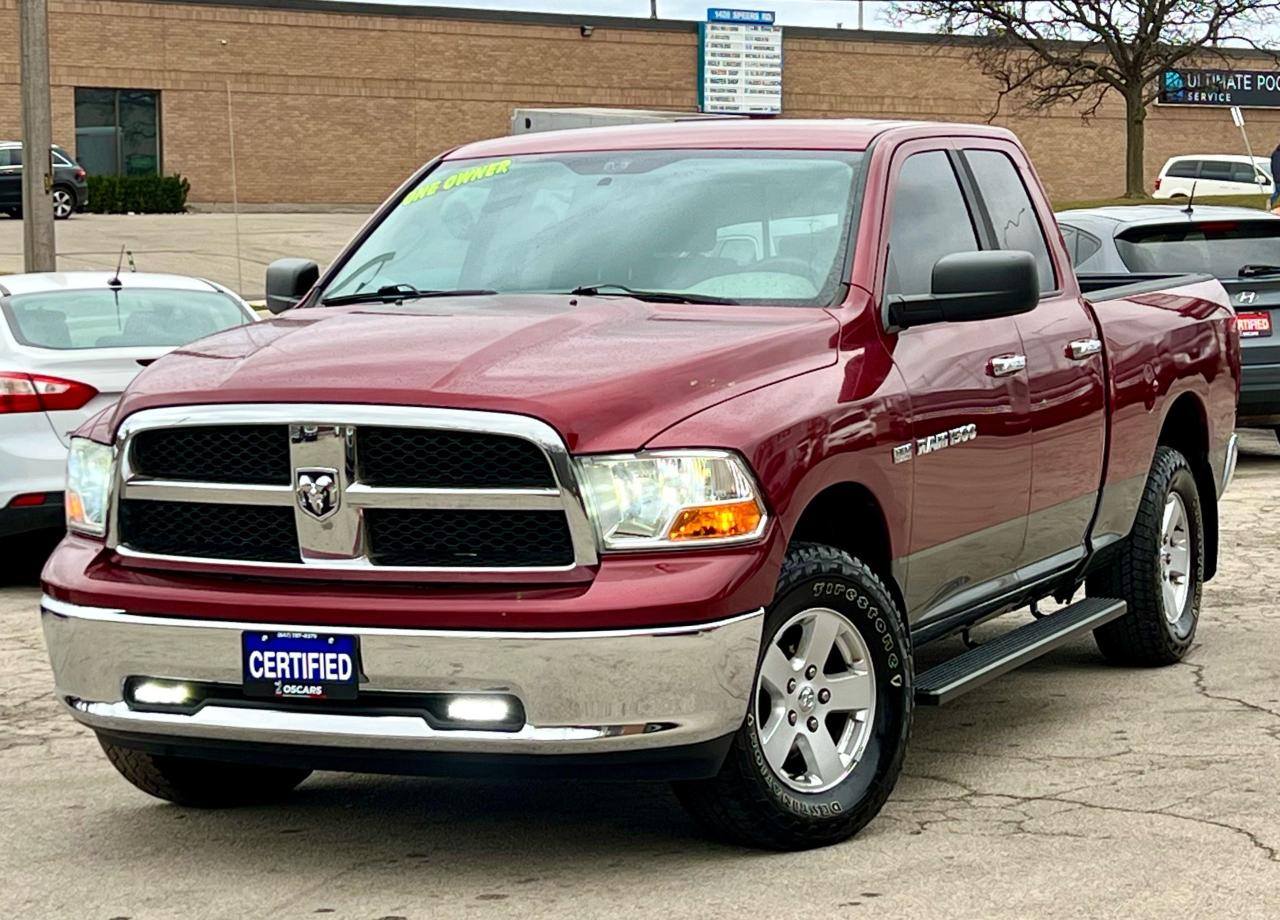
[914,597,1127,706]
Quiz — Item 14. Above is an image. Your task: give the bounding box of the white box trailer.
[511,107,739,135]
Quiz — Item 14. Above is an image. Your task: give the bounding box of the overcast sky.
[333,0,899,29]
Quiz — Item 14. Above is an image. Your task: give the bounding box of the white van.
[1153,154,1274,198]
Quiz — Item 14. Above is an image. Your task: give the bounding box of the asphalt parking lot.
[0,212,369,298]
[2,430,1278,919]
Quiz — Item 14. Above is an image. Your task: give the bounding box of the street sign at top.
[707,8,776,24]
[699,8,783,116]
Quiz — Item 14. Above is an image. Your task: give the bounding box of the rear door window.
[0,148,21,167]
[1114,220,1280,277]
[1057,224,1104,268]
[3,288,249,349]
[964,149,1057,292]
[1073,228,1103,267]
[1199,160,1235,182]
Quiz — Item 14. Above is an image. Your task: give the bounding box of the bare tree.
[890,1,1280,197]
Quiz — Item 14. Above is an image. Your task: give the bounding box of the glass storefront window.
[74,88,161,176]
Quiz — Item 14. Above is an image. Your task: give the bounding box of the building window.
[74,88,161,177]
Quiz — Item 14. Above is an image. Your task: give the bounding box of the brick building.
[2,0,1279,207]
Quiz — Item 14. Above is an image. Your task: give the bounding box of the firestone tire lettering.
[672,543,913,850]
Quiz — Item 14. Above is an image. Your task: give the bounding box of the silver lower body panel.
[41,596,763,757]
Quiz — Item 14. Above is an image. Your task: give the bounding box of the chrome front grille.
[108,405,598,575]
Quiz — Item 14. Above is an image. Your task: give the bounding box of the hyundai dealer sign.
[699,8,783,115]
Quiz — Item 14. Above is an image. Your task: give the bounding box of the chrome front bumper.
[41,596,762,757]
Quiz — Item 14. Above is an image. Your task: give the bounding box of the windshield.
[1115,220,1280,277]
[2,288,249,350]
[321,150,864,306]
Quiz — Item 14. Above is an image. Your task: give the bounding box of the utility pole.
[220,39,244,296]
[19,0,56,271]
[226,79,244,296]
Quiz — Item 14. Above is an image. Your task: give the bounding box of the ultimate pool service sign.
[699,8,783,115]
[1160,68,1280,108]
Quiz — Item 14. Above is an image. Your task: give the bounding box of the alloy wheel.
[1160,491,1191,623]
[52,188,73,219]
[754,606,876,793]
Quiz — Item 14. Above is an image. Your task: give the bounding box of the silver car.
[0,272,257,538]
[1056,204,1280,438]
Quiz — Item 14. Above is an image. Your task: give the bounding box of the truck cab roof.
[447,117,1020,158]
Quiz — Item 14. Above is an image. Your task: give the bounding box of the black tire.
[1087,446,1204,666]
[98,736,311,807]
[673,543,913,850]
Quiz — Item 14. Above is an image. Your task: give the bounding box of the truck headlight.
[66,437,113,536]
[577,451,766,550]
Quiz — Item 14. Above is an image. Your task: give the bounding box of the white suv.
[1153,154,1273,199]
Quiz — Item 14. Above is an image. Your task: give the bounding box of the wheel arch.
[787,481,906,616]
[1156,391,1218,579]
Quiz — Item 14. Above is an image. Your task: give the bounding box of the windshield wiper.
[321,284,497,306]
[569,283,738,305]
[1238,264,1280,278]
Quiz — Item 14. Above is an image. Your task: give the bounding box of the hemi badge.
[892,443,914,464]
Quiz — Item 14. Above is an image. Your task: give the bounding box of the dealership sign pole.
[1229,105,1267,204]
[18,0,56,272]
[219,40,245,297]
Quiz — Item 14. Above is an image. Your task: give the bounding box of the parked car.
[40,120,1238,851]
[1,271,257,539]
[1152,154,1273,199]
[1058,204,1279,438]
[0,142,90,220]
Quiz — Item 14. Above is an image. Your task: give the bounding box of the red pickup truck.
[41,120,1239,850]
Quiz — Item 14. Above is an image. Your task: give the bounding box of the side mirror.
[265,258,320,314]
[888,250,1039,330]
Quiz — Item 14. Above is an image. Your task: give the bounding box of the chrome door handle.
[1067,338,1102,360]
[988,354,1027,377]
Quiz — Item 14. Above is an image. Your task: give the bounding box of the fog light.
[446,695,511,723]
[131,680,194,707]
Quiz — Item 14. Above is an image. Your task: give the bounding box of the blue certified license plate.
[242,631,360,700]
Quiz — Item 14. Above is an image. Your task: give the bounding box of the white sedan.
[0,271,257,538]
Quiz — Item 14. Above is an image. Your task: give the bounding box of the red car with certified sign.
[41,120,1239,850]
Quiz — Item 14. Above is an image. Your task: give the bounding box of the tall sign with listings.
[699,8,783,115]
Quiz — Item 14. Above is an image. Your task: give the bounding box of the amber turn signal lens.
[667,500,763,541]
[65,490,86,523]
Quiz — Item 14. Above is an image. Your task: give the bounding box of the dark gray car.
[1057,204,1280,439]
[0,142,89,220]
